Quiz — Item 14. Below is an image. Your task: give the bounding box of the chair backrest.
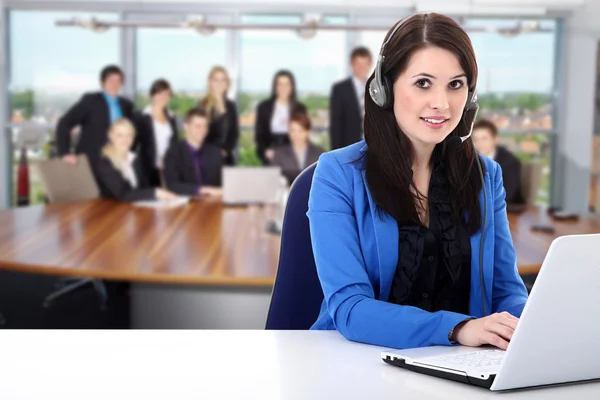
[265,163,324,330]
[520,161,543,206]
[34,155,100,203]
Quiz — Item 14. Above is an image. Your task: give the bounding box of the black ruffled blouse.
[387,154,472,314]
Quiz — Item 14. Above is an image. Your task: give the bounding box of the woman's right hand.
[155,188,179,201]
[451,312,519,350]
[265,149,275,161]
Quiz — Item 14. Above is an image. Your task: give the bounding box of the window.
[8,11,120,205]
[136,27,228,116]
[9,12,120,125]
[466,19,557,130]
[237,14,349,163]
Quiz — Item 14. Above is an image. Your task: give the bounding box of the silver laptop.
[222,166,282,205]
[382,234,600,391]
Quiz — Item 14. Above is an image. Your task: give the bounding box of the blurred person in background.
[96,119,178,202]
[472,119,522,204]
[198,66,240,166]
[163,108,222,197]
[329,47,373,150]
[255,70,307,165]
[271,111,324,186]
[56,65,134,174]
[134,78,179,187]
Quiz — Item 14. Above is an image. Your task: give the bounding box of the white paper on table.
[133,196,190,209]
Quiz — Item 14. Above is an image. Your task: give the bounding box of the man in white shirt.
[329,47,373,150]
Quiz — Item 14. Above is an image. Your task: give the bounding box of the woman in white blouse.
[254,70,307,165]
[134,78,179,187]
[96,119,178,202]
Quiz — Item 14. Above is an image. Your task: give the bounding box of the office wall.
[0,0,7,210]
[554,0,600,212]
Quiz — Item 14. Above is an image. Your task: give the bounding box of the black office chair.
[34,155,108,310]
[266,163,324,330]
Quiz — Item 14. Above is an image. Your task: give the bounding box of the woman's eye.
[449,80,464,89]
[415,79,431,88]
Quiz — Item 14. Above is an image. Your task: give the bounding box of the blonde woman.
[198,66,239,165]
[96,119,178,202]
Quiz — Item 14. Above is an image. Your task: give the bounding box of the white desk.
[0,330,598,399]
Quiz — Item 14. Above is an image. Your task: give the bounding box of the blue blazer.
[307,141,528,349]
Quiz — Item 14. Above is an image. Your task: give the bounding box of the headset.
[368,14,488,316]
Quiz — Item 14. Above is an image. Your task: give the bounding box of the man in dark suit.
[56,65,134,172]
[163,108,222,197]
[329,47,373,150]
[472,119,522,204]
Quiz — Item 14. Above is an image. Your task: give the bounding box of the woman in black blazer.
[97,119,178,202]
[133,79,179,187]
[271,111,324,186]
[198,66,240,166]
[255,70,307,165]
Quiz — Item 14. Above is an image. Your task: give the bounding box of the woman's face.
[152,89,172,108]
[110,127,134,155]
[289,121,309,147]
[209,71,228,96]
[392,46,470,149]
[275,75,293,100]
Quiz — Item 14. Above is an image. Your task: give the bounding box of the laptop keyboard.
[429,349,505,368]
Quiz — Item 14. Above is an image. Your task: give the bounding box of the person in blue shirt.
[56,65,134,176]
[308,13,528,351]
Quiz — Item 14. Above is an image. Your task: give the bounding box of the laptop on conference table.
[381,234,600,391]
[222,166,282,205]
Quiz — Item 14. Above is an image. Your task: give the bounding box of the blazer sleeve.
[96,159,156,202]
[294,102,308,115]
[329,84,343,150]
[56,94,90,156]
[254,102,269,164]
[224,101,240,155]
[131,112,144,153]
[121,98,135,119]
[490,162,529,316]
[307,152,473,349]
[163,145,199,196]
[502,158,521,203]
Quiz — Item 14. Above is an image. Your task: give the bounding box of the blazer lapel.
[345,78,361,119]
[359,143,399,300]
[286,146,300,171]
[96,92,110,125]
[469,167,494,317]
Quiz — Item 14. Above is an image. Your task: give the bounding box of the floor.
[0,270,130,329]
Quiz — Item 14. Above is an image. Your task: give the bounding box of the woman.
[198,66,240,165]
[134,78,179,187]
[255,70,307,165]
[271,111,324,185]
[308,13,528,350]
[97,119,178,202]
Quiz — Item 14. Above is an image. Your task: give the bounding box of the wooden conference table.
[0,199,599,282]
[1,330,599,399]
[0,200,598,328]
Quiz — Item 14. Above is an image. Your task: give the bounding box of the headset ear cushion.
[382,75,394,110]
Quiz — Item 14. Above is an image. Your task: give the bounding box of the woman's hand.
[451,312,519,350]
[265,149,275,161]
[199,186,223,198]
[155,188,179,201]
